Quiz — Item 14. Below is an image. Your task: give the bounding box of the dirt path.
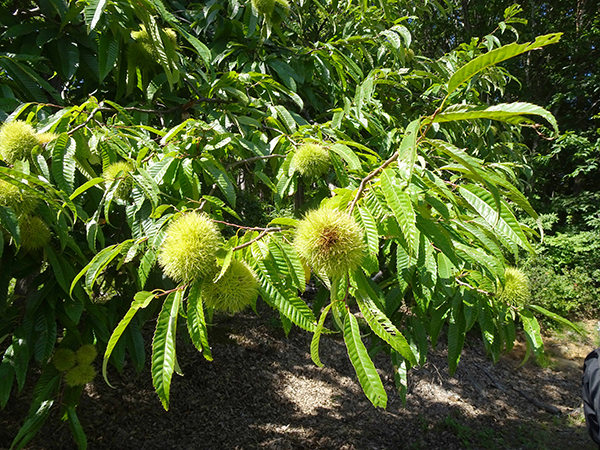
[0,306,597,450]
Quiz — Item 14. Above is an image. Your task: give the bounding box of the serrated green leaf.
[214,248,233,282]
[527,304,585,335]
[10,400,54,450]
[397,119,420,182]
[126,318,146,372]
[391,351,409,406]
[447,33,562,97]
[381,168,418,254]
[66,407,87,450]
[330,143,361,171]
[434,102,558,134]
[353,270,417,365]
[202,195,241,220]
[447,315,466,376]
[103,290,156,387]
[152,290,182,411]
[459,185,532,252]
[519,308,544,363]
[187,281,212,361]
[273,105,297,134]
[272,237,306,291]
[256,261,316,331]
[84,0,108,31]
[98,33,119,82]
[201,157,236,208]
[356,206,379,256]
[343,310,387,408]
[133,168,160,212]
[51,133,76,195]
[268,217,298,227]
[0,205,20,248]
[69,177,105,200]
[311,301,336,367]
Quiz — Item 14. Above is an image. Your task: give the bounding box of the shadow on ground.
[0,303,596,450]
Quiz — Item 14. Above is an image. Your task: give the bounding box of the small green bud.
[0,120,38,164]
[158,212,222,283]
[19,216,51,252]
[103,161,135,200]
[65,364,97,387]
[293,207,365,279]
[291,143,331,179]
[496,267,530,307]
[0,179,38,216]
[53,348,76,372]
[36,132,58,146]
[203,260,259,313]
[76,345,98,365]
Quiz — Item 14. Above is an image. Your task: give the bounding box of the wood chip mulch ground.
[0,304,597,450]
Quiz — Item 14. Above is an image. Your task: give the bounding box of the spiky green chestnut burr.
[0,120,38,164]
[163,28,178,45]
[203,260,259,313]
[65,364,97,387]
[496,267,530,307]
[252,0,275,15]
[129,26,177,70]
[19,216,51,252]
[103,161,134,200]
[293,207,365,279]
[76,345,98,365]
[53,348,76,372]
[129,26,158,70]
[158,212,222,283]
[291,143,331,179]
[0,180,38,216]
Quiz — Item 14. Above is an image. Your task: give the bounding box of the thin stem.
[211,220,282,232]
[347,149,400,215]
[153,283,190,298]
[347,109,442,215]
[455,278,493,296]
[232,229,271,251]
[226,154,286,170]
[68,106,103,135]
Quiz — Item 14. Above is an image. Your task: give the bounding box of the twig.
[347,149,400,215]
[232,229,270,251]
[211,220,282,233]
[512,386,561,415]
[473,362,506,391]
[474,362,560,415]
[67,106,103,135]
[226,154,286,170]
[454,278,494,296]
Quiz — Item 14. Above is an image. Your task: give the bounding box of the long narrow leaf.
[447,33,562,96]
[310,301,336,367]
[102,291,156,387]
[528,304,585,335]
[434,102,558,134]
[380,168,418,254]
[344,310,387,408]
[187,281,212,361]
[152,290,183,411]
[353,270,417,365]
